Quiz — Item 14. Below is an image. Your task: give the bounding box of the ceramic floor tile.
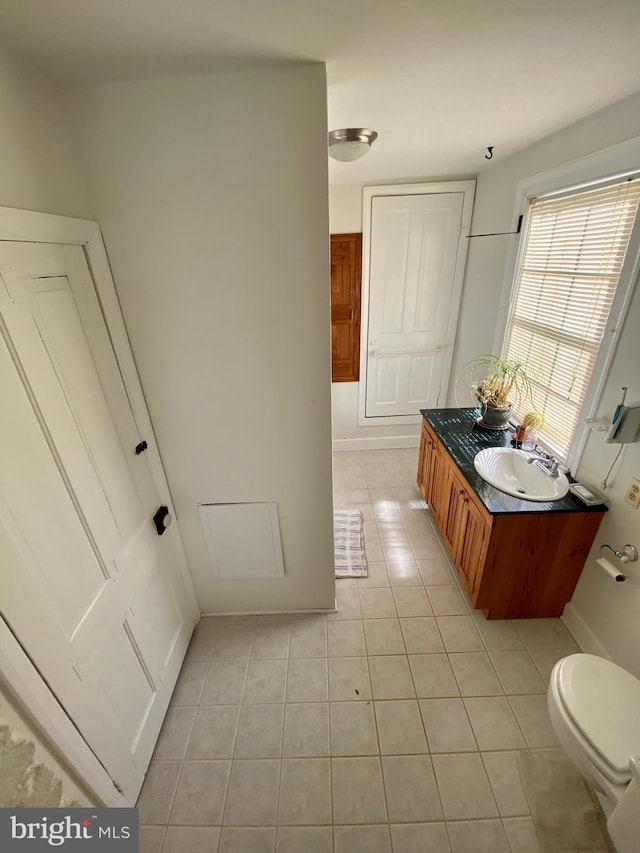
[513,618,578,649]
[251,624,290,659]
[153,706,196,760]
[170,761,230,825]
[170,662,208,706]
[213,625,255,659]
[286,658,328,702]
[288,618,327,658]
[368,655,415,699]
[243,660,288,704]
[363,618,405,655]
[333,825,392,853]
[446,819,510,853]
[472,615,524,651]
[187,705,240,759]
[278,758,332,824]
[359,588,397,619]
[381,755,443,822]
[185,619,219,662]
[490,651,546,694]
[426,585,470,616]
[432,753,498,820]
[463,697,526,750]
[365,540,385,562]
[436,616,484,652]
[332,757,388,824]
[224,760,280,826]
[137,761,182,824]
[409,654,459,697]
[218,827,276,853]
[449,653,503,696]
[235,704,284,758]
[481,751,530,816]
[330,701,379,756]
[283,703,329,757]
[390,823,451,853]
[355,561,390,588]
[508,694,560,748]
[328,589,363,621]
[276,827,333,853]
[374,700,427,754]
[385,559,422,585]
[328,620,366,657]
[529,647,575,683]
[140,826,164,853]
[328,657,372,701]
[161,826,220,853]
[419,698,476,753]
[201,661,248,705]
[400,618,445,654]
[392,586,433,617]
[502,817,542,853]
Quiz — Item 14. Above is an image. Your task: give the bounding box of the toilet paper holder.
[599,544,639,564]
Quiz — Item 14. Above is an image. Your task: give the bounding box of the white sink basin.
[473,447,569,502]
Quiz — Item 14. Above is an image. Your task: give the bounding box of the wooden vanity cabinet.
[417,420,604,619]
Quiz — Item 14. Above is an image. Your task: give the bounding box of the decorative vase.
[478,403,513,430]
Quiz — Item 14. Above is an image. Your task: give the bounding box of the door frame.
[0,206,199,806]
[359,181,476,427]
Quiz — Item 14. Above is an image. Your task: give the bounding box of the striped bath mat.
[334,509,368,578]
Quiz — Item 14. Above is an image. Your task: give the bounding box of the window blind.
[504,176,640,460]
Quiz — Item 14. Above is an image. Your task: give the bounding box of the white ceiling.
[2,0,640,184]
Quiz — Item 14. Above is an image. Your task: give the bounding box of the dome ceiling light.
[328,128,378,162]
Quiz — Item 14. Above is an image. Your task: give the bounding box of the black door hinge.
[135,440,148,455]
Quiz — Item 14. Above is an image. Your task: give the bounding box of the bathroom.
[0,4,640,852]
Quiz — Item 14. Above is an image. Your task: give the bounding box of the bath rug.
[334,509,368,578]
[517,748,615,852]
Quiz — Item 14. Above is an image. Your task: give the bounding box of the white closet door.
[0,241,195,803]
[363,187,472,423]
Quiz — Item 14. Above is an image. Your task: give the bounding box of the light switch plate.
[624,477,640,509]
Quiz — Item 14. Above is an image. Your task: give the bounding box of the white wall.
[461,89,640,677]
[0,46,96,805]
[69,65,335,614]
[0,47,92,218]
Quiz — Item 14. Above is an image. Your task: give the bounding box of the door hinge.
[134,440,148,455]
[113,780,124,795]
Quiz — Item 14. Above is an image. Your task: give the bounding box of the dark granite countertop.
[421,408,607,516]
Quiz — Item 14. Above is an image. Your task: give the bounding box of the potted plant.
[466,355,533,430]
[514,410,545,449]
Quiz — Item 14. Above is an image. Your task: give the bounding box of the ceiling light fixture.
[328,128,378,162]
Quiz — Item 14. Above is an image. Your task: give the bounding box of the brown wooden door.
[331,233,362,382]
[454,483,489,601]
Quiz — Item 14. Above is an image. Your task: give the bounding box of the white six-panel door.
[0,241,196,802]
[360,183,475,426]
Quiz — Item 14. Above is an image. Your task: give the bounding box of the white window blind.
[504,176,640,460]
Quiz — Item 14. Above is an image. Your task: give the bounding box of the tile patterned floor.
[139,448,583,853]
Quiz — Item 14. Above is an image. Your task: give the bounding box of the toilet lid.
[557,654,640,777]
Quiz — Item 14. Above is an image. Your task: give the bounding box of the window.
[503,174,640,461]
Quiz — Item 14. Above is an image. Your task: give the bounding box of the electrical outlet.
[624,477,640,509]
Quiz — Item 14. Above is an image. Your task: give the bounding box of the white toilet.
[547,653,640,853]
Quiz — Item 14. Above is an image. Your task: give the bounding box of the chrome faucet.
[527,452,560,478]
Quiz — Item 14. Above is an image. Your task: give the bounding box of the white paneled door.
[362,185,474,423]
[0,241,195,803]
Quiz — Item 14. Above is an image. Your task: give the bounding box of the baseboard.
[332,435,420,451]
[200,606,337,617]
[562,603,612,660]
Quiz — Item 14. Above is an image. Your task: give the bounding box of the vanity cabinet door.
[453,483,489,600]
[418,422,447,528]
